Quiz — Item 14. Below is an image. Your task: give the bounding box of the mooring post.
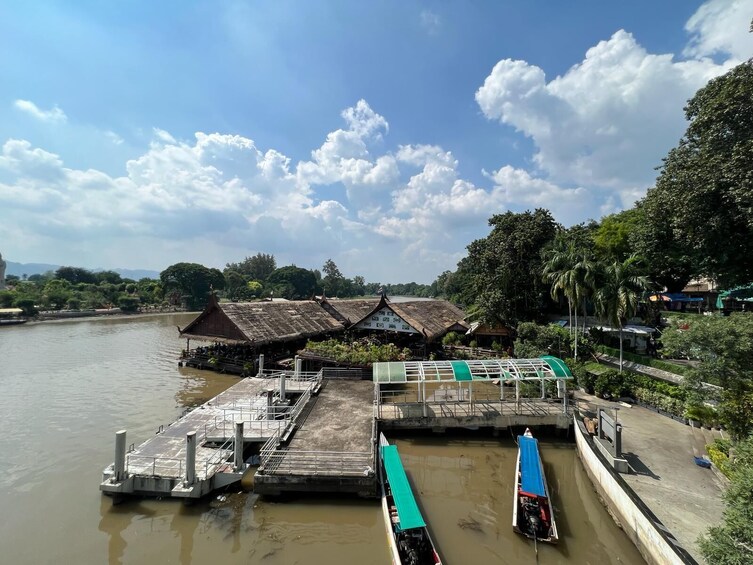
[267,388,274,419]
[257,354,265,377]
[185,431,196,486]
[113,430,127,482]
[294,355,301,378]
[279,372,286,402]
[234,421,244,472]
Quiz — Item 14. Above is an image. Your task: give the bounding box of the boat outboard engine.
[527,511,541,535]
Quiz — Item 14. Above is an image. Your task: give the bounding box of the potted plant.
[685,404,704,428]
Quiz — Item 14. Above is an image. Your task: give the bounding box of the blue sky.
[0,1,750,282]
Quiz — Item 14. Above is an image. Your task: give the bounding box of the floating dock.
[101,359,320,500]
[101,356,575,501]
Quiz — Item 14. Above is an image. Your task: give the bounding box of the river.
[0,313,645,564]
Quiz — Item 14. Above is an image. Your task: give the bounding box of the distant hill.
[5,260,160,280]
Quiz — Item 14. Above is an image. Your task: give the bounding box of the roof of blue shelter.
[518,435,546,497]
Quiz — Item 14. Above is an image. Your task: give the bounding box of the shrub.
[706,443,732,478]
[442,332,460,346]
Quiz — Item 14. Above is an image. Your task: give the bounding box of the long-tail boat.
[379,433,442,565]
[513,428,559,545]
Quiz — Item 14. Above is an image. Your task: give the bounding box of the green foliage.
[705,443,732,479]
[514,322,590,360]
[160,262,225,310]
[700,436,753,563]
[635,61,753,291]
[662,313,753,440]
[463,209,557,325]
[55,266,97,284]
[442,331,461,346]
[266,266,317,299]
[593,209,641,262]
[225,253,277,281]
[117,295,140,313]
[0,290,14,307]
[304,338,411,365]
[13,298,37,317]
[594,344,694,377]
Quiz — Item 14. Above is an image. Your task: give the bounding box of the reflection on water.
[0,314,644,564]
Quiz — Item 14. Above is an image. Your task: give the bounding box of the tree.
[55,266,97,285]
[225,253,276,281]
[96,270,123,284]
[700,435,753,564]
[593,209,641,262]
[266,266,317,299]
[594,255,652,372]
[662,313,753,441]
[464,209,557,326]
[634,61,753,290]
[43,279,73,310]
[322,259,345,297]
[160,263,225,310]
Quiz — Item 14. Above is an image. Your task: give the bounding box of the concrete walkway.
[578,393,725,564]
[595,352,720,391]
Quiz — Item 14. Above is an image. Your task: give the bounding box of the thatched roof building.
[180,294,345,345]
[180,294,468,346]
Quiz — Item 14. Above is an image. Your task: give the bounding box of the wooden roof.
[385,299,469,342]
[180,295,345,345]
[319,298,380,324]
[180,295,468,345]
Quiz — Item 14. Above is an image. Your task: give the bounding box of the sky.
[0,0,751,283]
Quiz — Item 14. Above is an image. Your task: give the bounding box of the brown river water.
[0,313,645,564]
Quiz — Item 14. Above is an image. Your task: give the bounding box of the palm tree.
[544,242,596,361]
[594,255,652,372]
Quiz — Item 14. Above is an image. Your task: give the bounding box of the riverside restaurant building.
[179,294,468,373]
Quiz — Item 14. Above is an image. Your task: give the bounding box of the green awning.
[541,356,572,378]
[450,360,472,381]
[373,361,407,383]
[381,445,426,531]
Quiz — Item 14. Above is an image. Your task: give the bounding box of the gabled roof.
[320,298,380,324]
[180,294,345,345]
[386,298,469,342]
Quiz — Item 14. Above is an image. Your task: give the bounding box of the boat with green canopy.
[379,433,442,565]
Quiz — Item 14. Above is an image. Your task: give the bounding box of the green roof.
[450,360,472,381]
[541,356,573,377]
[373,358,574,384]
[381,444,426,531]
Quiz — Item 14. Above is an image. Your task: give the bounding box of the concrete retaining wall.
[574,416,697,565]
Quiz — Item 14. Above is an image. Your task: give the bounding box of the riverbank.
[24,309,199,325]
[576,391,724,564]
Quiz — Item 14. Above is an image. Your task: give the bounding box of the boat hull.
[512,431,559,544]
[379,433,442,565]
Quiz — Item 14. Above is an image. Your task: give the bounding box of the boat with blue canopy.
[513,428,558,544]
[379,433,442,565]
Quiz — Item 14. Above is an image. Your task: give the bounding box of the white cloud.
[420,10,441,35]
[105,131,124,145]
[152,127,177,144]
[476,29,734,193]
[13,99,67,123]
[685,0,753,61]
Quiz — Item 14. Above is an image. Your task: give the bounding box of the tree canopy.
[462,209,557,325]
[266,266,318,300]
[160,262,225,310]
[634,60,753,290]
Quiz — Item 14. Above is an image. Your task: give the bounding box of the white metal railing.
[126,454,184,478]
[122,371,318,482]
[376,385,572,419]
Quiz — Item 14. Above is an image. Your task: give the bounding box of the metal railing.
[258,449,373,477]
[375,385,574,419]
[126,454,184,478]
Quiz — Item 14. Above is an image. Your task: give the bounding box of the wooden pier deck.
[255,379,377,497]
[100,373,317,499]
